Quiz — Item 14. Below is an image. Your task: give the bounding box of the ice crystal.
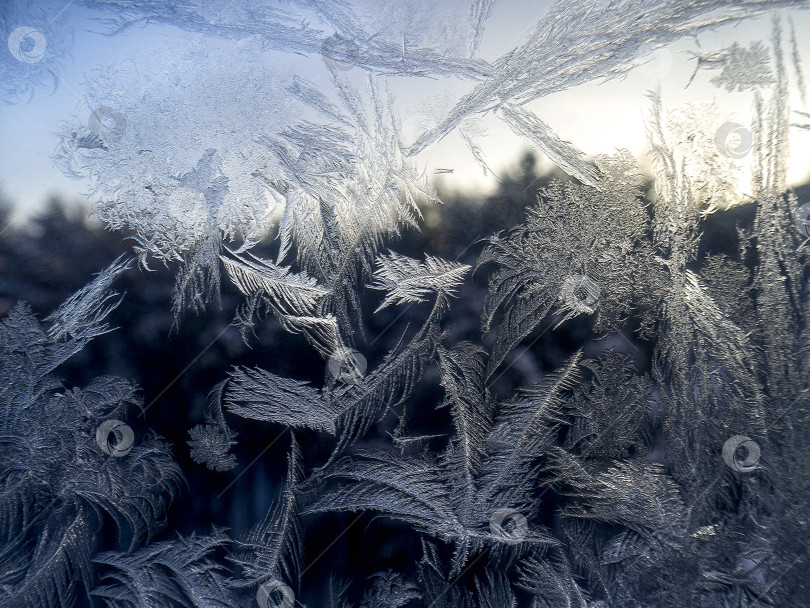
[224,250,461,464]
[6,1,810,606]
[368,252,470,312]
[228,437,303,595]
[186,380,238,472]
[478,153,656,377]
[92,530,236,608]
[710,41,776,92]
[0,0,73,103]
[0,259,183,607]
[563,352,653,460]
[52,40,298,316]
[662,103,746,213]
[188,423,237,472]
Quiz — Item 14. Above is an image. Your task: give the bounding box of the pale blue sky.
[1,1,809,222]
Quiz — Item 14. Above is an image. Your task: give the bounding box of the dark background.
[0,154,802,605]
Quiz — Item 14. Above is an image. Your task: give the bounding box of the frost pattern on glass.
[5,1,810,607]
[0,259,183,607]
[1,0,73,103]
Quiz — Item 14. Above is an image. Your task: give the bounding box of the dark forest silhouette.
[1,153,807,606]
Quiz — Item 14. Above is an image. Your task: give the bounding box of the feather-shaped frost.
[516,552,589,608]
[436,343,491,522]
[0,260,182,608]
[478,154,655,378]
[369,252,471,312]
[417,540,518,608]
[359,571,421,608]
[645,89,767,523]
[305,349,570,578]
[226,367,341,434]
[7,1,810,606]
[407,0,806,182]
[76,0,492,78]
[92,529,236,608]
[480,351,582,510]
[563,352,653,460]
[221,248,329,317]
[223,268,449,465]
[229,437,304,592]
[262,72,438,335]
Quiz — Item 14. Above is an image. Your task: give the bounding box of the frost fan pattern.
[2,0,810,607]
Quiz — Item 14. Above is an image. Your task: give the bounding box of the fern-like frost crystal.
[6,1,810,606]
